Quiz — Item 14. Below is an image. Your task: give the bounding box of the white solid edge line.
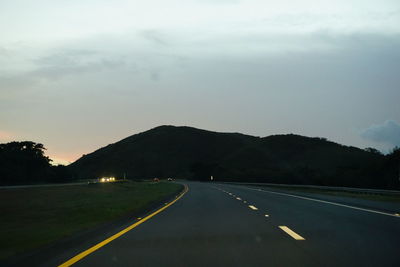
[279,226,305,240]
[244,187,399,218]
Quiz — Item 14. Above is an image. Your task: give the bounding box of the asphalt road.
[48,181,399,267]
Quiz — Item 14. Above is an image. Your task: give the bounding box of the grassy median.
[0,181,183,260]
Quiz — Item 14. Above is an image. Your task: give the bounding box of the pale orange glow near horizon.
[0,131,14,142]
[47,152,83,166]
[0,132,82,165]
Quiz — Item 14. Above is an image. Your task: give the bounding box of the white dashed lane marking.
[279,226,305,240]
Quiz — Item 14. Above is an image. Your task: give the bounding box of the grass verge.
[0,181,183,260]
[260,186,400,202]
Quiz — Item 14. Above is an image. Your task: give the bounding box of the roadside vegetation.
[0,181,183,261]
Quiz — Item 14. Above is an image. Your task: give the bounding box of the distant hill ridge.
[69,125,398,189]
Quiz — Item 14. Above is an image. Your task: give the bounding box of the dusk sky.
[1,0,399,164]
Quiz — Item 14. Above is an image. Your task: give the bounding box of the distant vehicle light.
[99,176,117,183]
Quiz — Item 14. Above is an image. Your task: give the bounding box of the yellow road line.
[58,184,189,267]
[279,226,305,240]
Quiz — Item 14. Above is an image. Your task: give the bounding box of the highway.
[46,181,399,267]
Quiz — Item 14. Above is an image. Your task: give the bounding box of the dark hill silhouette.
[69,125,399,189]
[217,134,387,188]
[70,126,258,180]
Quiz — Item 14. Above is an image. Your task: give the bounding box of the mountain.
[70,125,258,179]
[69,125,399,189]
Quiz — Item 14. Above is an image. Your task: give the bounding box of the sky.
[1,0,400,164]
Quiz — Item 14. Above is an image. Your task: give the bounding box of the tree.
[190,162,218,181]
[364,147,382,155]
[381,147,400,188]
[0,141,52,185]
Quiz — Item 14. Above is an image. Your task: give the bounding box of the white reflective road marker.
[279,226,305,240]
[248,205,258,210]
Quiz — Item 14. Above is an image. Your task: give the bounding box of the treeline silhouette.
[0,141,72,185]
[70,125,400,189]
[1,127,399,188]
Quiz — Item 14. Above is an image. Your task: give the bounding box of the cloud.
[194,0,240,5]
[31,49,126,80]
[361,120,400,146]
[0,48,128,91]
[0,46,11,57]
[139,30,169,46]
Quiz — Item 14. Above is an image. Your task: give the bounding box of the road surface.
[44,181,399,267]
